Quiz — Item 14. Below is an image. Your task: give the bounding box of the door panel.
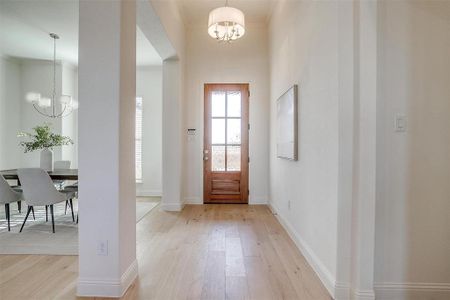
[204,83,249,204]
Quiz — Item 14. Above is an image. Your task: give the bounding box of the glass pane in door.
[212,92,226,117]
[227,146,241,171]
[227,119,241,144]
[212,146,225,171]
[227,91,241,117]
[212,119,225,144]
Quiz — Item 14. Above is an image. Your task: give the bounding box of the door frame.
[203,83,249,204]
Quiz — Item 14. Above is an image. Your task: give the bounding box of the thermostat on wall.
[187,128,196,135]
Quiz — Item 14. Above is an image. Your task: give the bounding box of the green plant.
[18,123,73,153]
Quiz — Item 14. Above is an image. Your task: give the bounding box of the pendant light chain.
[52,34,56,117]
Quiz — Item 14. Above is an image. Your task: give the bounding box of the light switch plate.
[97,240,108,256]
[395,115,407,132]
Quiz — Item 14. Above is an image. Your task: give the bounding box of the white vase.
[40,148,54,171]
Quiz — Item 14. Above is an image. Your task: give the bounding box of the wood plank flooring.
[0,204,331,300]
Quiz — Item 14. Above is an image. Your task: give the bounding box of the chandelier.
[25,33,78,118]
[208,0,245,42]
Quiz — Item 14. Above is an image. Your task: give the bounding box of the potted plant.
[18,124,73,171]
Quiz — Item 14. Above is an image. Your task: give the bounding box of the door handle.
[203,149,209,161]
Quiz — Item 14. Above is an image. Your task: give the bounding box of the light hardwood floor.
[0,205,331,300]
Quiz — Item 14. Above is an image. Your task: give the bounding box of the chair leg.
[20,206,32,232]
[69,199,75,222]
[5,204,10,231]
[76,213,78,224]
[65,200,68,214]
[31,206,35,220]
[45,205,48,222]
[50,204,55,233]
[17,201,21,213]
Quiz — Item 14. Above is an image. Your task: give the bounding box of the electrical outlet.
[97,240,108,256]
[288,200,291,210]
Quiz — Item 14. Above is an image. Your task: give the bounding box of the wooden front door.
[204,83,249,204]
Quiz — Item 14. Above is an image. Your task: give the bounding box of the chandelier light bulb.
[26,92,41,104]
[39,97,52,108]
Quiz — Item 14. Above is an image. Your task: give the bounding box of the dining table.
[0,168,78,181]
[0,168,78,213]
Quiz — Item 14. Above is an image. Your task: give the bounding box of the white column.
[351,1,378,299]
[161,58,183,211]
[77,0,137,297]
[335,0,356,299]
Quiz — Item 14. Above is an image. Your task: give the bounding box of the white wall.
[61,63,78,168]
[268,0,339,294]
[136,66,162,196]
[146,0,186,210]
[19,59,63,166]
[0,56,21,170]
[0,57,78,169]
[375,1,450,298]
[183,22,270,204]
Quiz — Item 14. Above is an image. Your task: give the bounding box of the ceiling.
[0,0,161,66]
[178,0,276,25]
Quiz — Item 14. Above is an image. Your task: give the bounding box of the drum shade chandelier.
[26,33,78,118]
[208,0,245,42]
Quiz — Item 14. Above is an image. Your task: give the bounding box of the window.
[135,97,143,183]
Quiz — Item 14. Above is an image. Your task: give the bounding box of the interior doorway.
[203,83,249,204]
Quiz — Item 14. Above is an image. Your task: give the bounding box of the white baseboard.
[268,201,336,298]
[249,195,269,205]
[136,189,162,197]
[353,289,375,300]
[335,282,350,300]
[184,197,202,204]
[77,259,138,298]
[160,202,185,211]
[374,282,450,300]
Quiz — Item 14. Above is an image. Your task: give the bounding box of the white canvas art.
[277,85,298,160]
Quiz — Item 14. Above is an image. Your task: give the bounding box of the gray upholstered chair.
[53,160,72,214]
[18,168,76,233]
[64,182,78,223]
[53,160,71,189]
[0,175,23,231]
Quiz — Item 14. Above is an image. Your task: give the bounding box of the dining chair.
[53,160,72,213]
[54,160,71,189]
[18,168,76,233]
[64,182,78,223]
[0,175,23,231]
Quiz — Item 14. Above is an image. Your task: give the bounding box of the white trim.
[249,195,269,205]
[160,202,184,211]
[374,282,450,299]
[136,189,162,197]
[335,282,350,300]
[77,259,138,298]
[184,197,202,204]
[268,201,336,298]
[120,260,138,296]
[374,282,450,291]
[353,289,375,300]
